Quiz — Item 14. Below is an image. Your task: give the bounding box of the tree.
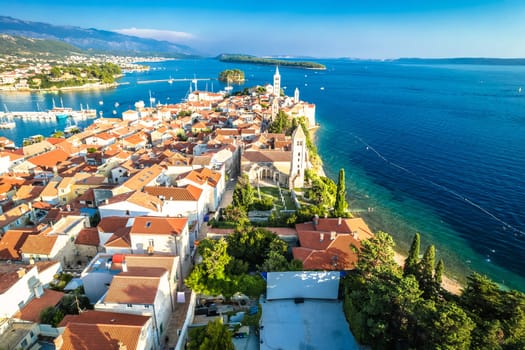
[356,231,398,276]
[226,227,287,271]
[188,319,234,350]
[404,233,420,277]
[185,239,235,297]
[426,302,475,350]
[435,259,444,285]
[417,245,436,298]
[232,175,254,210]
[268,110,291,134]
[333,168,348,217]
[39,307,64,327]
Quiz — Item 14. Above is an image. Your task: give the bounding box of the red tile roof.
[130,216,188,236]
[105,227,132,248]
[144,184,202,201]
[15,289,64,322]
[20,232,58,255]
[98,216,131,234]
[104,273,163,304]
[28,149,70,168]
[293,217,374,271]
[75,227,100,246]
[0,264,36,294]
[59,310,150,350]
[0,229,32,260]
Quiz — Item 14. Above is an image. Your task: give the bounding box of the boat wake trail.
[352,134,525,238]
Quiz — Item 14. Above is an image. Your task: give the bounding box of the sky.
[2,0,525,58]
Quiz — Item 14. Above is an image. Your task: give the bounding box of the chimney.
[338,217,342,226]
[319,233,324,242]
[122,260,128,272]
[17,268,26,278]
[330,231,336,241]
[313,214,319,229]
[54,335,64,350]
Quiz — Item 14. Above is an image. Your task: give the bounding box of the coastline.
[0,82,120,93]
[393,252,462,295]
[310,122,462,295]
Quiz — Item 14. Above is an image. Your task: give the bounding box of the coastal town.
[0,67,369,349]
[0,52,160,91]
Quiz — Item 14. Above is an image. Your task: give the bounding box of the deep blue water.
[1,58,524,291]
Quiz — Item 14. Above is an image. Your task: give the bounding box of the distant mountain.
[0,16,195,57]
[0,34,83,57]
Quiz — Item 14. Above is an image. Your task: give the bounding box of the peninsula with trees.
[217,53,326,70]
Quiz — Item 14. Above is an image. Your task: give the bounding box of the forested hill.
[0,15,194,57]
[0,34,83,57]
[218,54,326,70]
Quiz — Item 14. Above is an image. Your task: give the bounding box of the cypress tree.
[334,168,348,217]
[419,245,436,298]
[404,233,420,277]
[435,258,444,285]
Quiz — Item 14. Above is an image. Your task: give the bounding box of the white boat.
[0,120,15,129]
[0,104,15,128]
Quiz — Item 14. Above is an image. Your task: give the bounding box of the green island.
[28,62,121,90]
[217,53,326,70]
[218,68,245,83]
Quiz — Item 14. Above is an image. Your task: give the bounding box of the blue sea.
[1,58,524,291]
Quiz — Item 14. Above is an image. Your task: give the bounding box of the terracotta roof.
[242,150,291,163]
[124,255,176,275]
[0,203,31,228]
[296,218,374,241]
[130,216,188,236]
[120,164,163,192]
[144,184,202,201]
[20,232,58,255]
[12,184,44,202]
[34,260,60,273]
[292,234,361,271]
[104,191,162,213]
[292,217,374,271]
[0,264,36,294]
[104,273,163,304]
[59,310,150,350]
[98,216,131,234]
[28,149,69,168]
[75,228,100,246]
[179,167,222,188]
[15,289,64,322]
[105,227,132,248]
[0,230,32,260]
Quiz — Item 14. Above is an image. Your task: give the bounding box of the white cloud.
[114,28,195,43]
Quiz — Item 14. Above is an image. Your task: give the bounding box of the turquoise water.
[1,58,524,291]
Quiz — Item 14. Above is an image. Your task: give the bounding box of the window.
[144,304,150,309]
[148,239,154,247]
[21,339,28,348]
[127,304,133,308]
[125,210,130,216]
[145,221,152,228]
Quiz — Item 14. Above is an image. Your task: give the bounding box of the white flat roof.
[260,299,361,350]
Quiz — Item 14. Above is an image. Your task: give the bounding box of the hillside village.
[0,68,372,350]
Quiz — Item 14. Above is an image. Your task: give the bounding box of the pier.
[137,77,212,85]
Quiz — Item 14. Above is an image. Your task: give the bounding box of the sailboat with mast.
[49,98,72,120]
